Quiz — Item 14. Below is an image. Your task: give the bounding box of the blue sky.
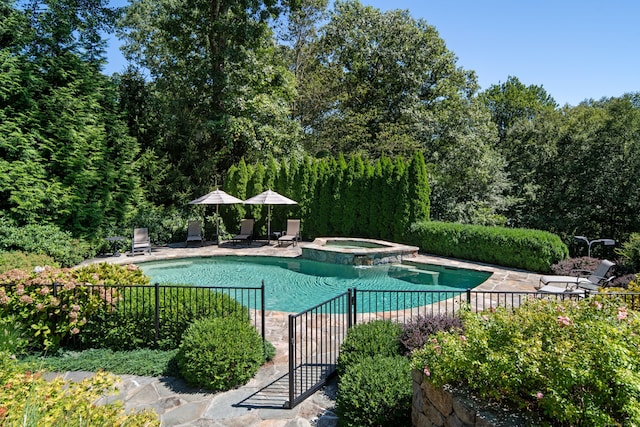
[104,0,639,106]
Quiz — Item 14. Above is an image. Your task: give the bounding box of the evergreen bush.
[336,319,403,376]
[223,153,430,241]
[336,354,412,427]
[176,316,265,391]
[408,221,568,272]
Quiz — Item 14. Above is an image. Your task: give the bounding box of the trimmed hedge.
[408,221,568,272]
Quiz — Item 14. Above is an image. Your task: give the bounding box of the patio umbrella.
[188,189,243,241]
[244,189,297,242]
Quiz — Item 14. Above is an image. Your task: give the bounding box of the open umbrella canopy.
[244,190,297,242]
[188,189,243,241]
[188,189,243,206]
[243,189,297,205]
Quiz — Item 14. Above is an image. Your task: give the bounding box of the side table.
[105,236,126,257]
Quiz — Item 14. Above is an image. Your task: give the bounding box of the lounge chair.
[232,219,254,244]
[537,259,616,294]
[131,227,152,255]
[278,219,301,247]
[186,220,203,246]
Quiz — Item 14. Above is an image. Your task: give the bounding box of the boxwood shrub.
[336,319,403,376]
[408,221,568,272]
[336,354,412,427]
[176,316,265,391]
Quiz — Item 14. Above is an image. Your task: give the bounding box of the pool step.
[389,264,440,286]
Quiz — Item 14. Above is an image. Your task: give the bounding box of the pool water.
[139,256,491,312]
[323,240,389,249]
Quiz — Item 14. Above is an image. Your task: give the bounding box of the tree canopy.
[1,0,639,248]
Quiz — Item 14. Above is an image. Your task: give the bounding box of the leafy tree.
[295,1,510,224]
[120,0,303,205]
[504,94,640,241]
[0,0,143,238]
[115,68,169,206]
[480,76,557,144]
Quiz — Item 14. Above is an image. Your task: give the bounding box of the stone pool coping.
[302,237,419,265]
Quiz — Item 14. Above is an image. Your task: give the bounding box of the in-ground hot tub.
[302,237,419,265]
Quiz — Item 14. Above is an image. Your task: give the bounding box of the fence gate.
[285,290,352,409]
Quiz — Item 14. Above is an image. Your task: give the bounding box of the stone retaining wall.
[411,370,537,427]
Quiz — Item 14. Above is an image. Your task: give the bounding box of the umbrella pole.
[267,205,271,243]
[216,204,220,245]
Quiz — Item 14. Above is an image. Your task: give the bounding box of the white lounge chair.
[186,220,203,246]
[131,227,152,255]
[537,259,615,294]
[232,219,254,244]
[278,219,301,247]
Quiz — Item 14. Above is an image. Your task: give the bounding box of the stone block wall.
[411,370,537,427]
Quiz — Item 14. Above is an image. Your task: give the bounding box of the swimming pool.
[139,256,492,312]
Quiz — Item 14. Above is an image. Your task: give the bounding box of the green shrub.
[411,298,640,426]
[0,251,59,273]
[176,316,265,391]
[408,221,568,272]
[616,232,640,273]
[337,320,403,376]
[0,220,93,267]
[336,354,412,427]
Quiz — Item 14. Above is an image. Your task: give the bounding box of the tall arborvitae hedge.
[222,153,430,241]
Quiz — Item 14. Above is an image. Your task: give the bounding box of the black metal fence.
[286,288,640,408]
[286,290,352,409]
[0,282,265,349]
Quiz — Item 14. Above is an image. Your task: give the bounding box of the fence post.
[52,282,58,298]
[261,280,266,355]
[287,314,295,409]
[347,289,353,329]
[350,288,358,326]
[154,283,160,343]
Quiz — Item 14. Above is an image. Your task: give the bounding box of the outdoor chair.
[278,219,301,247]
[232,219,254,244]
[537,259,616,294]
[131,227,152,255]
[186,220,203,246]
